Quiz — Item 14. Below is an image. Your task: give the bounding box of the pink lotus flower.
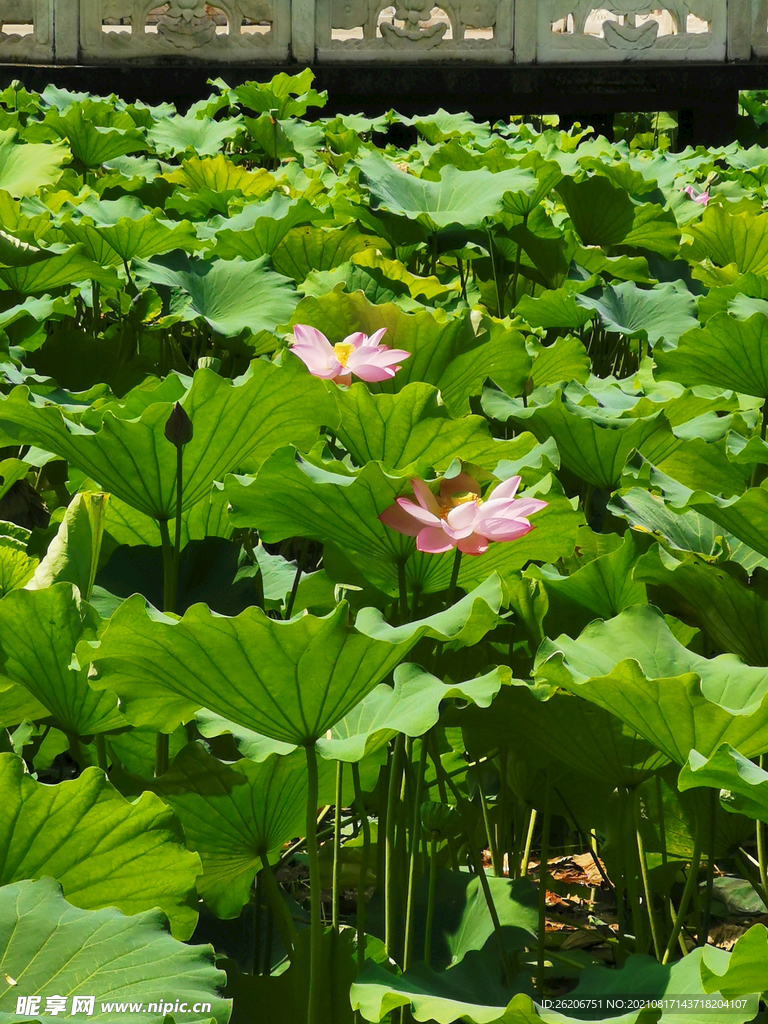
[379,472,547,556]
[683,185,709,205]
[291,324,410,385]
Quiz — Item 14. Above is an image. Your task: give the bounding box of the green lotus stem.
[486,226,503,318]
[733,849,768,910]
[285,538,309,619]
[759,756,768,897]
[447,548,462,605]
[536,773,552,998]
[305,741,323,1024]
[428,731,459,872]
[397,558,409,624]
[91,280,100,335]
[662,812,704,964]
[477,772,501,876]
[424,831,439,966]
[253,870,262,975]
[259,856,297,956]
[173,445,183,584]
[521,807,537,877]
[621,787,644,954]
[498,749,509,875]
[155,517,177,778]
[404,737,429,971]
[385,733,405,959]
[333,760,344,930]
[700,787,717,947]
[95,733,108,772]
[634,788,662,960]
[510,212,527,310]
[352,762,372,970]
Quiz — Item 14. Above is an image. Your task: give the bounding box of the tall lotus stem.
[662,813,704,964]
[404,738,429,970]
[332,761,344,930]
[385,733,405,958]
[447,548,462,605]
[424,831,439,966]
[635,788,662,958]
[700,788,718,947]
[305,741,322,1024]
[352,763,372,971]
[759,756,768,898]
[536,773,552,998]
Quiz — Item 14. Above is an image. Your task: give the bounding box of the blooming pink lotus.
[379,472,547,556]
[683,185,709,205]
[291,325,410,385]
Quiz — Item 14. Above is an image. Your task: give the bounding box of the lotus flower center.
[438,491,482,520]
[334,342,355,367]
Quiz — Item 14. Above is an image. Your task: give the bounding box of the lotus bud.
[420,800,462,838]
[164,402,193,448]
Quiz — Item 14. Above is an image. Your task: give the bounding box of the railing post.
[291,0,315,63]
[727,0,752,59]
[514,0,536,62]
[53,0,79,61]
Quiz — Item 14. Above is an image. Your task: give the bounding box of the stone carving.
[80,0,290,60]
[317,0,511,60]
[538,0,726,59]
[0,0,53,61]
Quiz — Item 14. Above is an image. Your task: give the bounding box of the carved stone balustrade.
[0,0,764,66]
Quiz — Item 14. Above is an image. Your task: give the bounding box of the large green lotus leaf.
[516,288,594,330]
[162,154,276,199]
[317,663,504,763]
[287,289,524,415]
[536,604,768,762]
[271,224,388,283]
[150,743,307,919]
[45,108,147,167]
[650,439,747,499]
[700,924,768,998]
[679,744,768,824]
[676,485,768,560]
[488,390,677,490]
[528,334,591,386]
[656,312,768,398]
[59,203,199,266]
[206,194,319,259]
[26,491,108,600]
[0,877,228,1024]
[0,359,333,520]
[0,131,67,197]
[148,112,244,157]
[555,173,680,258]
[228,69,327,117]
[634,545,768,665]
[681,204,768,275]
[530,529,649,638]
[133,253,297,338]
[0,540,37,597]
[0,753,200,938]
[332,381,543,476]
[357,151,537,233]
[460,678,666,787]
[575,280,698,346]
[571,943,762,1021]
[103,485,232,551]
[0,582,122,735]
[608,488,768,572]
[225,451,576,595]
[0,246,118,293]
[84,586,499,744]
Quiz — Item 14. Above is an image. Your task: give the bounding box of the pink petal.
[346,347,411,380]
[332,372,353,386]
[395,496,441,526]
[379,503,422,537]
[487,476,522,502]
[439,472,482,500]
[476,518,534,542]
[411,479,442,516]
[480,497,548,520]
[343,332,368,349]
[348,362,402,383]
[444,501,480,533]
[457,532,489,556]
[416,526,456,553]
[361,327,388,347]
[292,325,343,378]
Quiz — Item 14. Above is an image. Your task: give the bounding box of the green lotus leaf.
[229,70,327,118]
[0,539,37,598]
[575,280,698,346]
[84,584,499,744]
[681,204,768,275]
[332,381,542,476]
[103,485,232,551]
[0,359,334,520]
[648,437,747,498]
[516,288,594,331]
[133,253,297,339]
[26,491,108,600]
[700,924,768,998]
[0,753,200,938]
[205,194,320,259]
[226,450,577,595]
[0,582,122,735]
[528,335,591,386]
[487,389,678,490]
[316,663,504,763]
[655,312,768,398]
[287,289,526,415]
[148,113,244,158]
[243,113,324,165]
[634,545,768,665]
[271,224,388,283]
[357,151,537,234]
[535,604,768,762]
[162,154,276,198]
[0,130,67,197]
[0,877,228,1024]
[45,107,147,167]
[556,173,680,258]
[679,744,768,823]
[0,245,119,293]
[150,743,307,918]
[675,484,768,560]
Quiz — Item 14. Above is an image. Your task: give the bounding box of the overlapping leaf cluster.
[1,75,768,1024]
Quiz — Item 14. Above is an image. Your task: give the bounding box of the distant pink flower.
[379,472,547,556]
[683,185,709,205]
[291,324,410,385]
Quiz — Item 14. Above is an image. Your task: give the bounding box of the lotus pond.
[4,74,768,1024]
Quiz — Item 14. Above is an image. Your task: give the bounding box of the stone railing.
[0,0,758,66]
